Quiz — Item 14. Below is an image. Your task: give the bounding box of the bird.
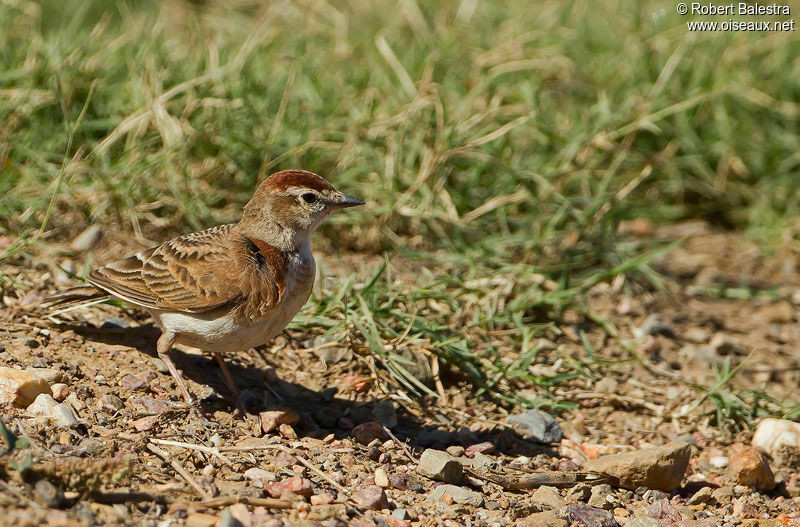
[44,169,364,412]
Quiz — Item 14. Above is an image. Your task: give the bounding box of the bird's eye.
[301,193,317,204]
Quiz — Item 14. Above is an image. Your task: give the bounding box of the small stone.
[711,486,733,504]
[588,484,615,509]
[634,314,674,338]
[50,383,69,401]
[531,485,565,508]
[0,367,52,407]
[392,508,409,520]
[754,301,794,324]
[728,446,775,490]
[428,484,484,507]
[374,468,390,488]
[647,498,681,524]
[119,374,146,391]
[352,485,388,510]
[265,476,312,498]
[751,418,800,457]
[446,445,465,457]
[371,401,397,429]
[26,368,62,384]
[709,333,741,355]
[244,468,275,482]
[567,482,592,502]
[259,409,300,434]
[35,479,65,508]
[337,417,354,430]
[625,518,662,527]
[152,359,169,374]
[131,416,158,431]
[277,423,297,439]
[683,327,710,344]
[310,491,335,506]
[582,441,691,490]
[687,486,714,505]
[218,508,242,527]
[565,503,619,527]
[518,510,568,527]
[352,421,388,445]
[465,441,494,456]
[594,378,618,394]
[416,449,464,484]
[26,394,78,427]
[505,409,563,443]
[70,225,102,251]
[709,456,729,469]
[185,513,218,527]
[100,394,124,412]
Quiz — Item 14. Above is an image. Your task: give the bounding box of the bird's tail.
[40,285,111,315]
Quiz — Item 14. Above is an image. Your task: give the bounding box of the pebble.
[26,394,78,427]
[243,468,275,482]
[26,368,62,384]
[152,358,169,374]
[100,394,124,412]
[594,378,618,394]
[626,518,662,527]
[371,401,397,429]
[465,441,494,456]
[0,367,52,407]
[35,479,65,508]
[50,383,69,401]
[374,468,390,488]
[728,446,775,490]
[265,476,313,498]
[217,509,239,527]
[531,485,565,509]
[588,484,616,510]
[428,484,484,507]
[352,421,388,445]
[505,409,563,443]
[415,449,464,484]
[185,513,218,527]
[446,445,465,457]
[709,456,729,469]
[70,225,102,251]
[711,486,734,505]
[647,498,682,524]
[518,510,568,527]
[310,491,335,506]
[259,409,300,434]
[687,486,714,505]
[567,482,592,502]
[582,440,691,490]
[352,485,388,510]
[119,374,146,391]
[751,418,800,457]
[564,503,619,527]
[634,314,674,338]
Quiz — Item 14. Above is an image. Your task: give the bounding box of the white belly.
[151,252,315,353]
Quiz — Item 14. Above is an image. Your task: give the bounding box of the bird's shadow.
[68,322,558,459]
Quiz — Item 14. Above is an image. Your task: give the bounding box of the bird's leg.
[156,331,195,407]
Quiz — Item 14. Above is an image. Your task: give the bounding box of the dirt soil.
[1,221,799,527]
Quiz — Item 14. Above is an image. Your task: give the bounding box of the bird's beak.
[333,194,365,208]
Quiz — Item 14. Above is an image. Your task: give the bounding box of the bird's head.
[241,169,364,247]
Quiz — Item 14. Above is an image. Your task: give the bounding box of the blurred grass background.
[1,0,799,415]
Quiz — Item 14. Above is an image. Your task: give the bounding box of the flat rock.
[582,441,691,490]
[728,446,775,490]
[505,409,563,443]
[371,401,397,429]
[518,510,568,527]
[565,504,619,527]
[259,409,299,434]
[416,449,464,484]
[428,484,484,507]
[0,367,52,407]
[752,418,800,457]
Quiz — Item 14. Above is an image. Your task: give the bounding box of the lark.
[46,169,363,410]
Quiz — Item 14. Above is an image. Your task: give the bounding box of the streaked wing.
[88,224,243,313]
